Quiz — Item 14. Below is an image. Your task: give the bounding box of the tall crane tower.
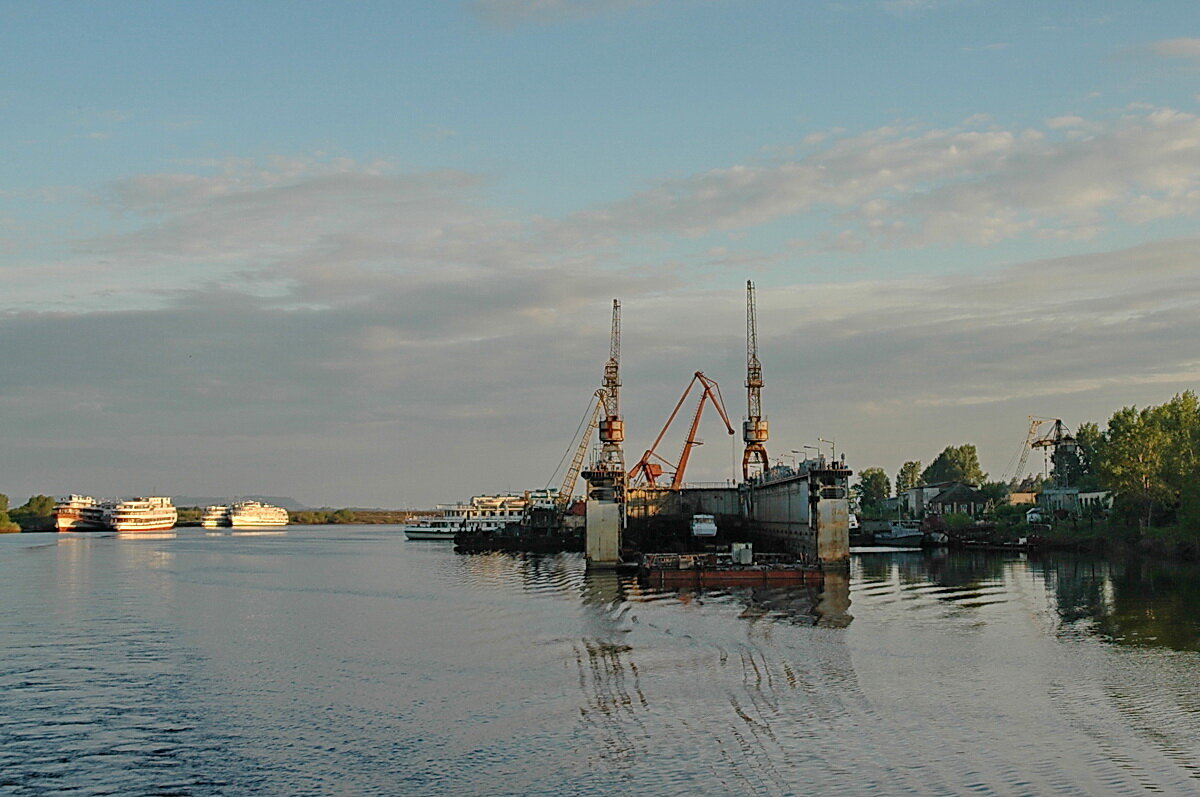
[597,299,625,477]
[583,301,626,568]
[742,281,769,480]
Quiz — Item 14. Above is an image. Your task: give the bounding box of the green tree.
[856,467,891,504]
[978,481,1010,506]
[12,495,55,517]
[0,493,18,533]
[1094,405,1170,529]
[9,495,57,530]
[1074,421,1103,490]
[1156,391,1200,504]
[922,444,987,486]
[895,461,923,493]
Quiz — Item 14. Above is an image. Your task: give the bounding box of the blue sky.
[2,0,1199,506]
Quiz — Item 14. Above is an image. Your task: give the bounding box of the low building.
[925,483,990,517]
[899,482,971,517]
[1039,487,1112,516]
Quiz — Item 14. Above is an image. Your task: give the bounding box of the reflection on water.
[1,529,1199,794]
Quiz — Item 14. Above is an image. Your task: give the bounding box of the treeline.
[853,390,1200,537]
[0,494,55,532]
[288,509,357,524]
[287,509,426,524]
[1077,391,1200,530]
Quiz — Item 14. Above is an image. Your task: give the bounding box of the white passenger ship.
[228,500,289,528]
[201,505,231,527]
[53,495,109,532]
[402,491,554,540]
[107,497,178,532]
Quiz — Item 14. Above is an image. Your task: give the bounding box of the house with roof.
[900,481,990,518]
[925,482,990,517]
[899,482,960,517]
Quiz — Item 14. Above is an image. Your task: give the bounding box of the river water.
[2,527,1198,796]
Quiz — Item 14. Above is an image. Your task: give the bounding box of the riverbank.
[1037,526,1200,561]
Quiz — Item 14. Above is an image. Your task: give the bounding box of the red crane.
[628,371,736,490]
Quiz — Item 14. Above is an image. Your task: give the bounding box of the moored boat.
[873,520,924,547]
[690,513,718,537]
[227,500,289,528]
[402,517,465,540]
[403,492,544,541]
[201,505,231,527]
[108,497,177,532]
[54,495,108,532]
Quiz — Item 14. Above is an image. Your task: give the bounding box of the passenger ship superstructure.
[227,500,289,528]
[403,490,555,540]
[107,497,178,532]
[201,505,231,528]
[53,495,109,532]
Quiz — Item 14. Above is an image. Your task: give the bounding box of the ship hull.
[55,516,109,532]
[111,520,177,532]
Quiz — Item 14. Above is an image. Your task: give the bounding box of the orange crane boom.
[628,371,736,489]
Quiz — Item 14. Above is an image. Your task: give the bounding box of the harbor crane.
[742,280,770,480]
[1005,416,1077,484]
[1031,418,1079,487]
[628,371,736,490]
[595,299,626,479]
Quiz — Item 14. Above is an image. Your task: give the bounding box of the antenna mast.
[742,281,769,480]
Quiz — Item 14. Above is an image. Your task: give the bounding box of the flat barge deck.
[638,551,822,588]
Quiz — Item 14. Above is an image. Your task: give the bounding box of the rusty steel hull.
[640,566,823,589]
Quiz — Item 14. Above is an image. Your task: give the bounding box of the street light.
[819,438,836,460]
[793,446,818,463]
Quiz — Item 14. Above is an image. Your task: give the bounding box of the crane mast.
[597,299,625,476]
[742,281,769,480]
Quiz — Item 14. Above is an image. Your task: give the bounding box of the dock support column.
[585,499,622,568]
[816,497,850,569]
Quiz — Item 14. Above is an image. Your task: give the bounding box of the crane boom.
[628,372,735,489]
[559,390,607,508]
[672,372,735,490]
[1006,416,1057,483]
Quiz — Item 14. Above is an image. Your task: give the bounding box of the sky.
[2,0,1199,508]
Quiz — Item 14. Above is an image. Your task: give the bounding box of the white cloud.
[1149,38,1200,62]
[562,107,1200,248]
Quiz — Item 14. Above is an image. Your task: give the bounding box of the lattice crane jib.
[559,389,608,508]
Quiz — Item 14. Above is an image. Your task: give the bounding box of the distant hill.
[172,496,309,511]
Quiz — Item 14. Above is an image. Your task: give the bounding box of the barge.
[638,549,822,588]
